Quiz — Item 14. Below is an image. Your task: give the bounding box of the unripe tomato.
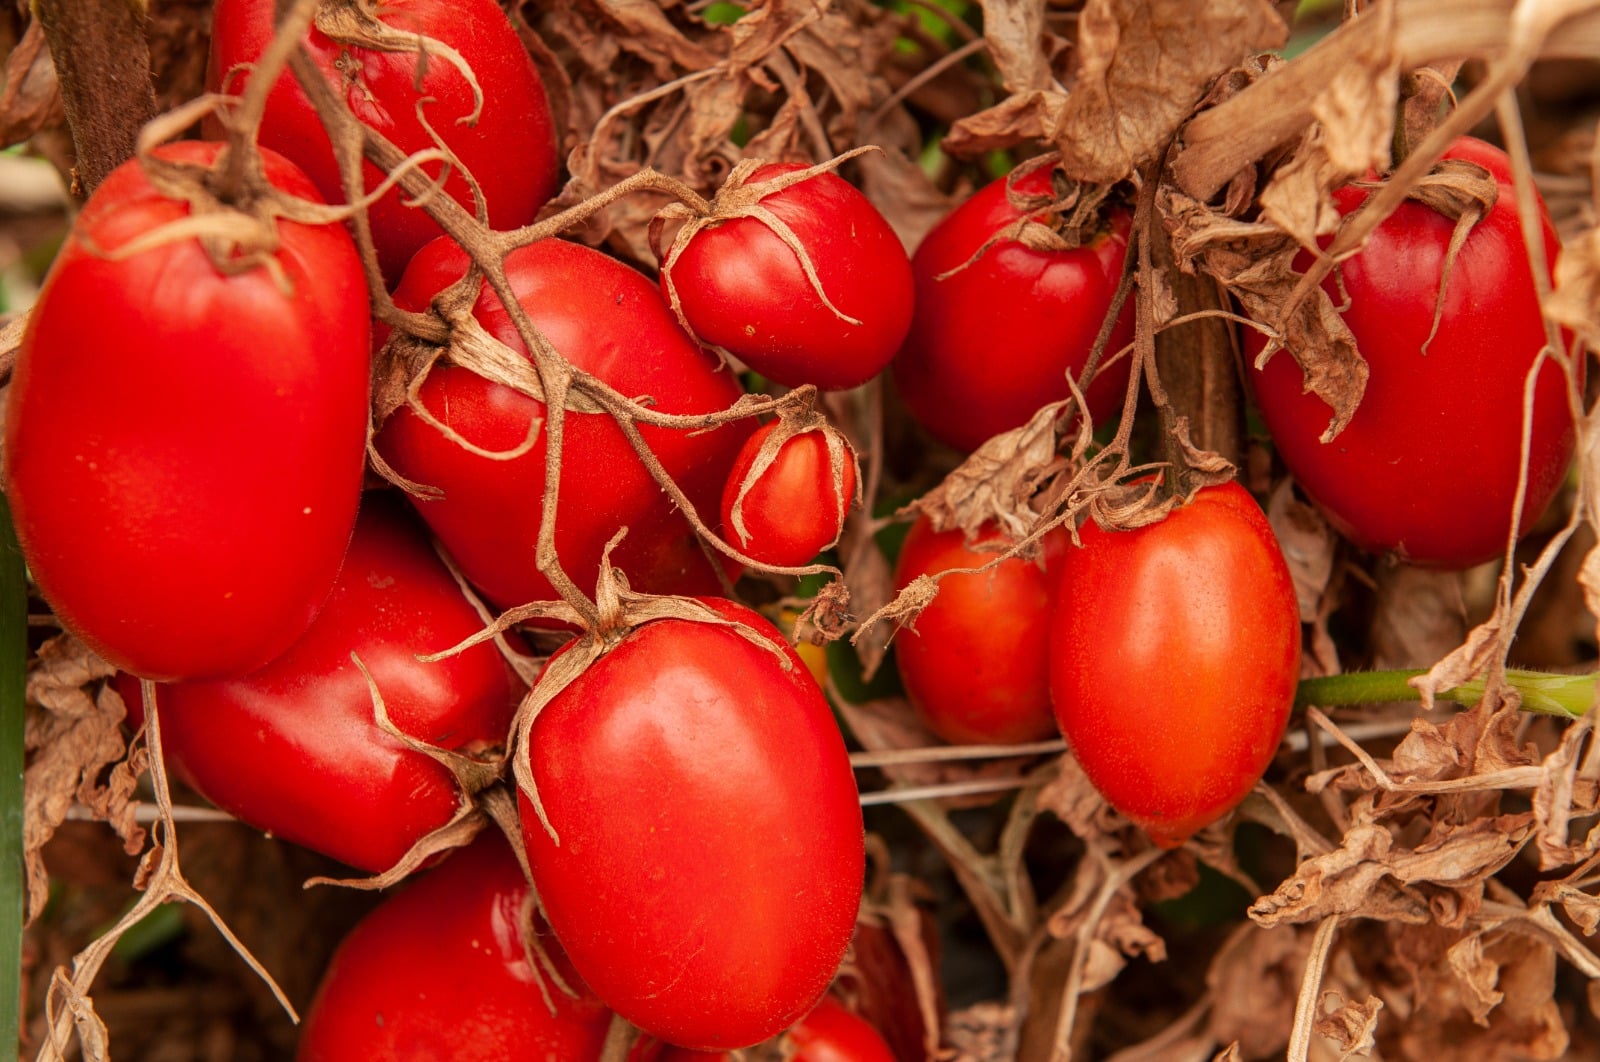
[892,516,1068,746]
[520,598,865,1051]
[1248,136,1575,569]
[118,494,521,873]
[208,0,561,282]
[1049,481,1300,848]
[375,237,751,611]
[722,420,857,567]
[4,140,369,682]
[892,164,1135,453]
[297,834,613,1060]
[661,162,914,391]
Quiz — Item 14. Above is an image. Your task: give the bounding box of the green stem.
[0,495,25,1059]
[1295,668,1598,720]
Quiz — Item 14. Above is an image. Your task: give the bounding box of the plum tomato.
[892,515,1068,746]
[722,420,857,567]
[208,0,561,283]
[660,162,914,391]
[374,236,751,611]
[891,163,1135,453]
[519,598,865,1051]
[785,996,898,1061]
[1247,136,1575,569]
[117,493,522,874]
[297,834,613,1061]
[1049,481,1300,848]
[4,140,369,682]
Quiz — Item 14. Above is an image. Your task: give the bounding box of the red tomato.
[891,164,1135,453]
[1049,481,1300,848]
[4,140,369,682]
[117,494,521,873]
[786,996,898,1061]
[892,516,1068,746]
[297,834,613,1061]
[208,0,560,282]
[1248,136,1575,569]
[661,162,914,391]
[374,237,751,611]
[722,420,857,567]
[519,598,865,1051]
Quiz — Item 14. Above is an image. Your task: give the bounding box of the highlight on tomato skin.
[1048,481,1301,848]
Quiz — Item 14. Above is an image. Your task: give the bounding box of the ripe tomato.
[786,996,898,1061]
[208,0,560,282]
[722,420,856,567]
[374,236,751,611]
[297,834,613,1061]
[661,162,914,391]
[1248,136,1574,569]
[519,598,865,1051]
[1049,481,1300,848]
[117,494,521,873]
[4,140,369,682]
[892,516,1068,746]
[891,164,1135,453]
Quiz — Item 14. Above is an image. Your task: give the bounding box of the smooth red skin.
[665,163,914,391]
[520,598,865,1051]
[721,421,857,567]
[4,141,368,682]
[892,517,1068,746]
[117,495,521,873]
[1049,482,1300,848]
[375,237,751,611]
[786,997,898,1062]
[891,166,1135,453]
[297,835,612,1061]
[208,0,560,283]
[1249,137,1574,569]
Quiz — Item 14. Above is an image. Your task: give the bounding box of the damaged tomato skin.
[374,237,751,611]
[4,140,369,682]
[892,516,1068,746]
[297,834,613,1061]
[891,165,1135,453]
[1049,481,1300,848]
[520,598,865,1051]
[117,494,521,874]
[663,162,914,391]
[1248,136,1573,569]
[721,421,857,567]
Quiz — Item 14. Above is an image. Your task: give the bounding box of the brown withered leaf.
[943,90,1065,157]
[1205,924,1308,1060]
[975,0,1055,94]
[0,22,63,150]
[1266,480,1336,624]
[1368,565,1468,671]
[857,143,959,253]
[1037,746,1125,839]
[1051,0,1286,184]
[1446,933,1502,1025]
[1530,712,1600,870]
[1314,991,1382,1059]
[1548,223,1600,352]
[1394,929,1569,1062]
[912,399,1069,542]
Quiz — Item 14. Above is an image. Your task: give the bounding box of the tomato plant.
[1247,136,1574,569]
[1049,481,1300,848]
[4,140,369,682]
[893,515,1068,746]
[891,163,1135,453]
[117,494,521,874]
[722,420,856,567]
[519,598,865,1051]
[208,0,561,282]
[660,162,914,391]
[374,236,752,611]
[297,834,613,1060]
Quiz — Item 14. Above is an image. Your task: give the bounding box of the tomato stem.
[0,495,25,1059]
[1295,668,1597,719]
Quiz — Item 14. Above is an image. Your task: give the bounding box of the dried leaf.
[911,399,1069,542]
[1446,933,1502,1025]
[1531,712,1600,870]
[1548,223,1600,351]
[1037,747,1124,838]
[1266,480,1336,624]
[1313,991,1382,1059]
[0,22,64,150]
[1206,924,1307,1059]
[976,0,1055,94]
[943,89,1065,157]
[1368,565,1468,671]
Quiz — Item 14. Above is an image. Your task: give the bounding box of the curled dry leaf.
[1205,923,1309,1060]
[1313,991,1382,1060]
[910,398,1071,543]
[1266,479,1337,625]
[1530,708,1600,871]
[0,21,64,150]
[1368,565,1468,672]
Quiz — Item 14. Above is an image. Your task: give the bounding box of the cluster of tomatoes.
[4,0,1578,1056]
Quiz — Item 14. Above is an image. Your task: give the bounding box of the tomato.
[117,493,521,874]
[297,834,613,1061]
[722,420,856,567]
[786,996,898,1061]
[4,140,369,682]
[891,164,1135,453]
[519,598,865,1050]
[892,516,1068,746]
[208,0,560,282]
[1247,136,1575,569]
[1049,481,1300,848]
[661,162,914,391]
[374,237,751,611]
